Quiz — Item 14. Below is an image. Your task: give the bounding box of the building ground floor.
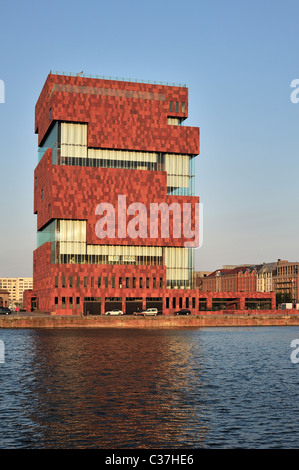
[23,288,276,316]
[23,243,276,315]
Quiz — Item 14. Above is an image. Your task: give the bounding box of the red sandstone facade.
[26,72,275,315]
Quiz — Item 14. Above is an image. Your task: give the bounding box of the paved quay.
[1,311,299,328]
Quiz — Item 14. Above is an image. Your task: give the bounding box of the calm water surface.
[0,326,298,449]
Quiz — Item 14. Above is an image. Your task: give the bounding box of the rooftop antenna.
[76,71,83,77]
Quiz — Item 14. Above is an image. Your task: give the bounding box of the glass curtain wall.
[38,122,195,195]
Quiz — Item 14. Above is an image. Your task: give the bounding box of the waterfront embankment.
[1,311,299,328]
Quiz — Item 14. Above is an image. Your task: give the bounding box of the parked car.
[144,308,158,316]
[0,307,12,315]
[105,309,124,316]
[133,308,158,316]
[140,308,158,316]
[174,309,191,315]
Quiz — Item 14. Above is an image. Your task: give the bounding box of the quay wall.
[1,311,299,328]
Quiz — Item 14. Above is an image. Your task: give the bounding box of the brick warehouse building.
[24,71,275,315]
[199,266,258,293]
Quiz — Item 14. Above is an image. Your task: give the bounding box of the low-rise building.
[0,289,9,308]
[0,278,33,306]
[194,271,212,288]
[256,262,277,292]
[199,266,259,293]
[273,259,299,303]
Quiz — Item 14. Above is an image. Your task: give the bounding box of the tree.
[276,292,293,307]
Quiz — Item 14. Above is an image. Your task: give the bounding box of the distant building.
[199,266,259,293]
[273,259,299,303]
[256,262,277,293]
[0,289,9,307]
[0,278,33,306]
[194,271,212,288]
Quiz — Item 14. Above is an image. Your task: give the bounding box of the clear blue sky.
[0,0,298,277]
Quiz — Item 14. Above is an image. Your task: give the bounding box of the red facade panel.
[35,74,199,155]
[33,243,167,314]
[34,150,199,247]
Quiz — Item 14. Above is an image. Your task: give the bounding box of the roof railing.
[49,70,186,88]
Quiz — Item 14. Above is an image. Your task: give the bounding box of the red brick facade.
[31,243,275,314]
[28,72,274,314]
[35,75,199,154]
[199,267,258,292]
[34,149,198,247]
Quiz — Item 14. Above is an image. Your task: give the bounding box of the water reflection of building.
[26,329,210,448]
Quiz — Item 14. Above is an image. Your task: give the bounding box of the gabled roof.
[207,266,259,277]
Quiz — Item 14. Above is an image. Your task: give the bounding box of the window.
[48,204,51,217]
[166,297,169,309]
[69,297,73,308]
[62,275,66,288]
[69,276,73,288]
[186,298,189,308]
[55,276,58,288]
[76,297,80,308]
[91,276,94,288]
[176,101,179,112]
[55,297,58,308]
[84,277,88,288]
[41,189,43,201]
[139,277,143,289]
[98,277,101,288]
[146,278,150,289]
[105,277,108,288]
[169,101,173,112]
[126,277,129,288]
[112,277,115,288]
[159,277,163,288]
[133,277,136,288]
[179,297,182,308]
[172,297,176,308]
[182,102,185,113]
[119,277,122,288]
[62,297,66,309]
[153,277,156,289]
[77,276,80,288]
[192,297,195,309]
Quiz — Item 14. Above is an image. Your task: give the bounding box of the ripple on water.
[0,327,298,448]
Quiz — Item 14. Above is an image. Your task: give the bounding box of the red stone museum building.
[24,72,274,314]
